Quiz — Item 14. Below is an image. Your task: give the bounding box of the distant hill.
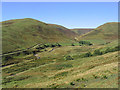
[78,22,118,44]
[70,28,94,35]
[2,18,77,53]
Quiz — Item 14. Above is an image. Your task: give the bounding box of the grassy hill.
[2,20,119,88]
[78,22,118,44]
[2,18,77,53]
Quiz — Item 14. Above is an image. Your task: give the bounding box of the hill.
[78,22,118,44]
[2,18,77,53]
[70,28,94,35]
[2,21,119,88]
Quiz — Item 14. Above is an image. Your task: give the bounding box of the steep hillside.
[78,22,118,44]
[70,28,94,35]
[2,18,77,53]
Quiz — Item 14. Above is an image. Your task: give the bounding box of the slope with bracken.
[70,28,94,35]
[78,22,118,44]
[2,18,77,53]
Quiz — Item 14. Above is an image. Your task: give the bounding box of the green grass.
[2,18,77,53]
[2,20,119,88]
[78,22,118,45]
[2,44,118,88]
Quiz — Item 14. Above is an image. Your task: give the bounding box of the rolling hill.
[2,20,119,88]
[78,22,118,44]
[2,18,77,54]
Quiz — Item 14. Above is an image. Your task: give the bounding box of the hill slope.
[78,22,118,44]
[2,18,77,53]
[70,28,94,35]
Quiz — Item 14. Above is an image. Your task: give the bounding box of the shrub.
[56,43,62,47]
[64,55,74,60]
[93,49,103,55]
[76,79,81,82]
[22,50,31,55]
[105,48,113,53]
[71,43,75,46]
[2,55,13,64]
[114,45,120,51]
[102,75,108,79]
[32,51,36,55]
[81,78,87,81]
[93,74,98,79]
[51,44,56,47]
[79,41,93,46]
[70,82,75,85]
[44,44,49,48]
[84,52,92,57]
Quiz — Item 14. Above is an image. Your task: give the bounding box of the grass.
[78,22,118,45]
[2,44,118,88]
[2,21,119,88]
[2,18,77,53]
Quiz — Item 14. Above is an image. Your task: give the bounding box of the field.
[2,41,118,88]
[2,19,119,88]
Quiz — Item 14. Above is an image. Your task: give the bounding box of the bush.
[70,82,75,85]
[51,44,56,47]
[44,44,49,48]
[2,55,13,63]
[104,48,113,53]
[102,75,108,79]
[79,41,93,46]
[32,51,36,55]
[22,50,31,55]
[114,45,120,51]
[84,52,92,57]
[64,55,74,60]
[71,43,75,46]
[56,43,62,47]
[93,49,103,55]
[93,74,98,79]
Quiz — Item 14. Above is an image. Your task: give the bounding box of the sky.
[2,2,118,29]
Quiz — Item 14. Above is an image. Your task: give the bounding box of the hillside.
[2,18,77,54]
[70,28,94,35]
[78,22,118,44]
[2,43,118,88]
[2,21,119,88]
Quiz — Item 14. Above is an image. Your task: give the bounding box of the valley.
[1,18,119,88]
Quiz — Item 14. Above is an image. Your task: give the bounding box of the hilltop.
[2,18,77,53]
